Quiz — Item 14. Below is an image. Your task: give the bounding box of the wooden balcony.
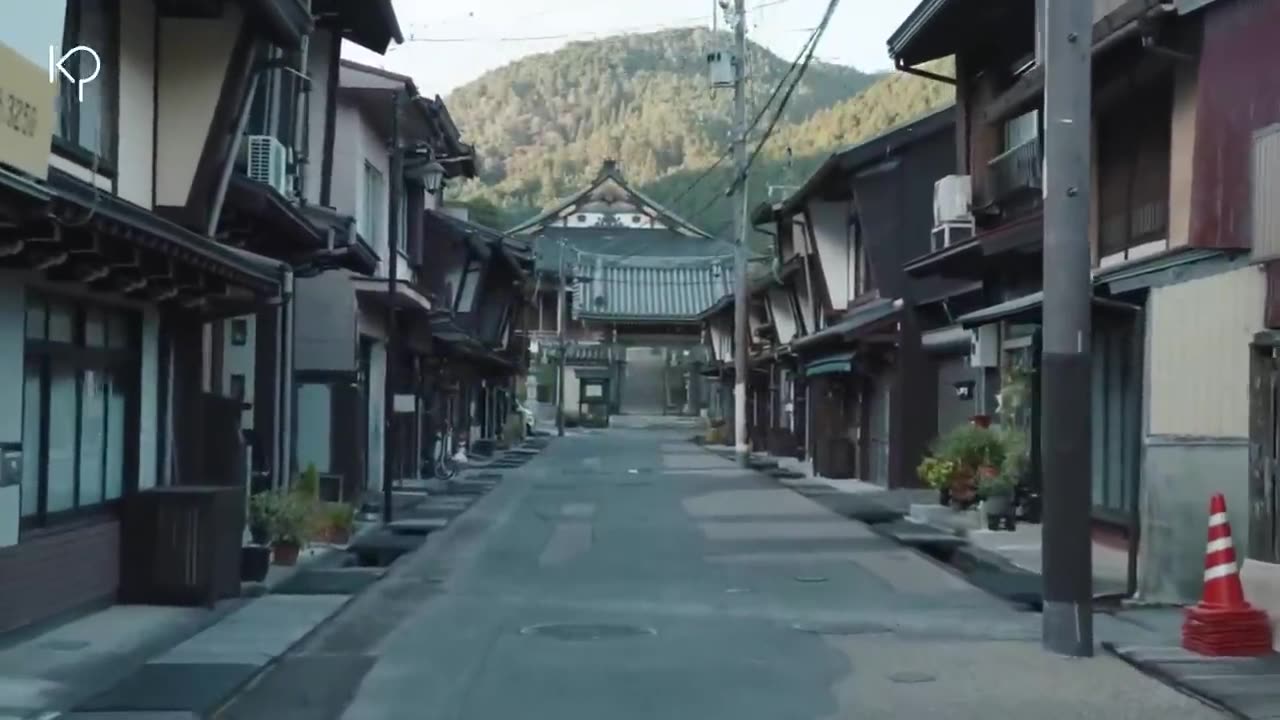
[978,138,1043,211]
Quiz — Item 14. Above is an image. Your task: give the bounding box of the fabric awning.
[805,353,855,377]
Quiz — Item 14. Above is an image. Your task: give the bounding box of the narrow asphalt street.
[220,422,1224,719]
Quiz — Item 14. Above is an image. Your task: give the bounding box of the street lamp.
[421,161,446,194]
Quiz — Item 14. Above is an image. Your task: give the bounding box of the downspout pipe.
[894,58,956,85]
[281,267,296,490]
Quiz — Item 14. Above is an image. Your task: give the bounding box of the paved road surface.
[220,423,1223,720]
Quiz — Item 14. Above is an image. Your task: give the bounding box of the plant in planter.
[978,471,1019,531]
[929,423,1008,509]
[321,502,356,545]
[270,492,310,566]
[916,455,957,506]
[247,491,276,546]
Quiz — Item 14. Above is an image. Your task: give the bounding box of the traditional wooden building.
[747,107,956,488]
[512,160,734,420]
[890,0,1280,602]
[0,0,357,634]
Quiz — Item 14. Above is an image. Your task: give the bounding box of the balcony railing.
[981,138,1043,209]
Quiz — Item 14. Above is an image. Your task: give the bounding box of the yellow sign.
[0,41,54,180]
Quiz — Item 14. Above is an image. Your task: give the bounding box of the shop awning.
[956,291,1045,329]
[793,297,902,350]
[805,353,855,377]
[352,278,433,317]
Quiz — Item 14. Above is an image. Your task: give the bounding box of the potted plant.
[241,492,277,582]
[978,471,1018,531]
[928,423,1007,509]
[322,502,356,545]
[916,455,957,506]
[271,492,310,566]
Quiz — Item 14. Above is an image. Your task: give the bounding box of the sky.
[341,0,922,97]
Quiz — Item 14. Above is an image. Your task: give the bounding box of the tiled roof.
[573,259,733,322]
[533,227,734,272]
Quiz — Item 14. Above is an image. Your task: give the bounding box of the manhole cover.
[520,623,656,641]
[794,575,829,583]
[888,671,936,684]
[792,622,891,636]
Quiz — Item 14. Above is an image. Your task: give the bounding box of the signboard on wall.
[0,2,65,179]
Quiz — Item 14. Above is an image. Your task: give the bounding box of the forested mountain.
[444,28,954,234]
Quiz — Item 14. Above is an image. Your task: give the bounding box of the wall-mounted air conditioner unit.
[932,175,975,251]
[245,135,290,196]
[934,175,972,226]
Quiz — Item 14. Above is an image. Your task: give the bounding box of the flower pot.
[241,545,270,582]
[984,494,1017,531]
[249,524,270,546]
[326,527,352,545]
[272,541,301,566]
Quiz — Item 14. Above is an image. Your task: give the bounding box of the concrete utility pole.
[1040,0,1094,657]
[383,89,403,525]
[731,0,750,463]
[556,240,567,437]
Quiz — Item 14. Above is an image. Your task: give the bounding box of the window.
[360,162,385,253]
[1097,82,1172,263]
[22,294,137,525]
[1003,110,1039,152]
[54,0,118,166]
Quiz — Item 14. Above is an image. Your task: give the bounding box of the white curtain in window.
[78,368,106,505]
[20,365,42,518]
[46,362,78,513]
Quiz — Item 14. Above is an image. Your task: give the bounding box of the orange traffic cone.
[1181,494,1273,656]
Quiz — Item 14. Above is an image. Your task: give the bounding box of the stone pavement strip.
[62,595,349,718]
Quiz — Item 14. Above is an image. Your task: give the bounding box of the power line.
[399,14,715,44]
[672,13,824,218]
[733,0,841,196]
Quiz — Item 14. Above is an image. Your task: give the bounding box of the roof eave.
[887,0,955,63]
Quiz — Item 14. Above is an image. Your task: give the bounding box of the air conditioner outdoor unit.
[970,324,999,369]
[933,175,972,226]
[245,135,290,196]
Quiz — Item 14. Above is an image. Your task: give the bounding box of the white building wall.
[807,200,852,312]
[117,0,156,207]
[768,287,799,344]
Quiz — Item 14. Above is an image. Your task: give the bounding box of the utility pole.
[556,240,567,437]
[730,0,750,463]
[382,89,403,525]
[1040,0,1093,657]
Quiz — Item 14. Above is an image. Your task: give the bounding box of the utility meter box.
[969,325,1000,368]
[707,51,735,89]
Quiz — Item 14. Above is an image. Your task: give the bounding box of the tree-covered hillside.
[443,28,954,234]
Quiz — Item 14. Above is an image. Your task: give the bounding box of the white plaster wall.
[807,200,851,311]
[117,0,156,207]
[330,103,361,218]
[366,341,385,492]
[154,8,241,207]
[768,287,799,344]
[1147,264,1265,438]
[303,30,332,206]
